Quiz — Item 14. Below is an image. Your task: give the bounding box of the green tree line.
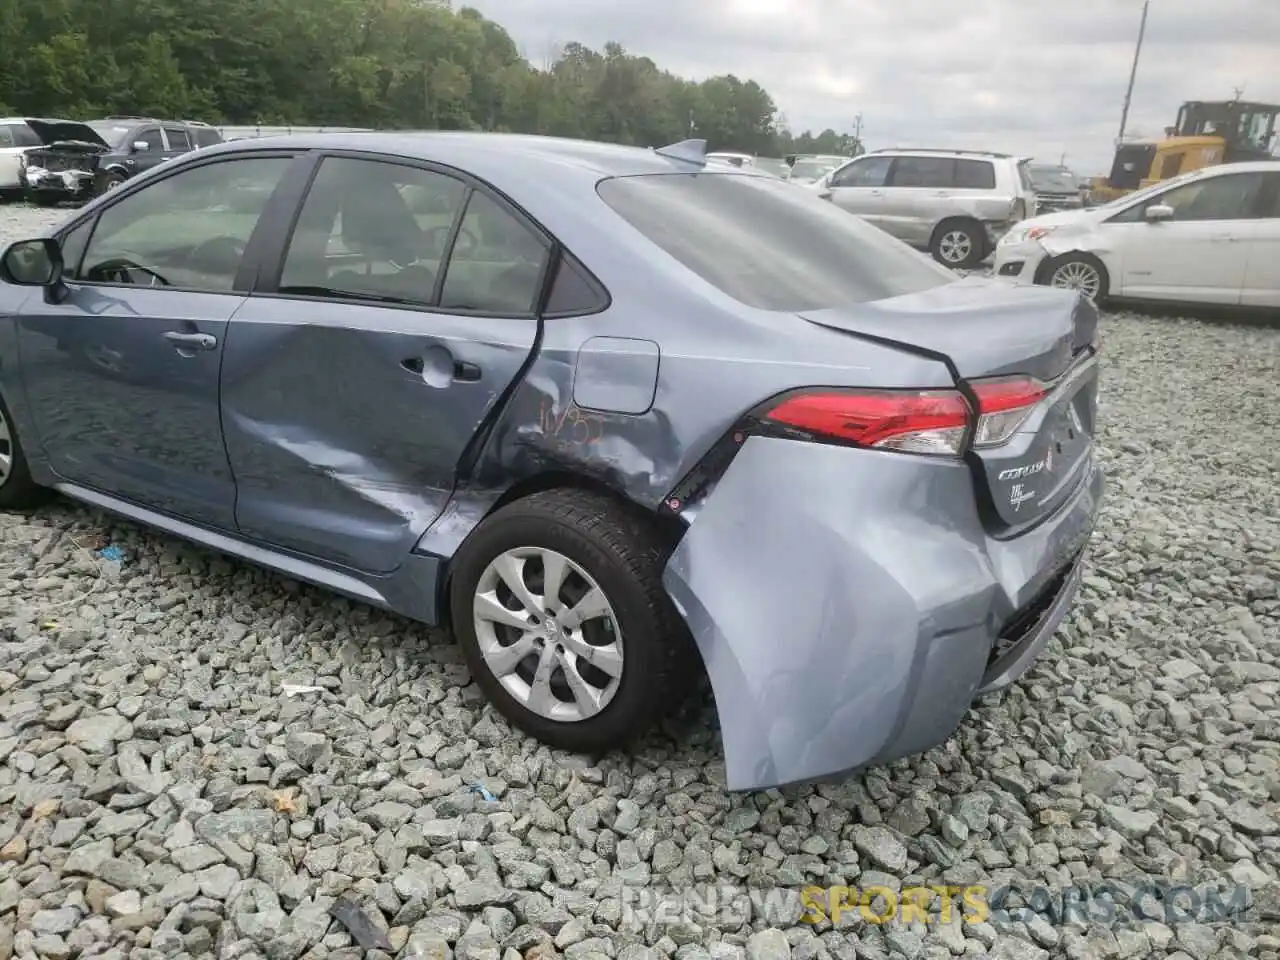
[0,0,861,157]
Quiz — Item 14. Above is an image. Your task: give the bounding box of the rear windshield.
[597,172,954,311]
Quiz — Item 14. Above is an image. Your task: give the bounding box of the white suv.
[813,149,1038,269]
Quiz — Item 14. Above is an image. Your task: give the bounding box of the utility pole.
[1116,0,1150,144]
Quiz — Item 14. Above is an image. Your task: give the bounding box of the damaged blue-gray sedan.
[0,132,1102,790]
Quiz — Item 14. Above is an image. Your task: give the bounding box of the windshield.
[1029,166,1078,192]
[86,122,134,148]
[597,172,954,311]
[789,159,841,182]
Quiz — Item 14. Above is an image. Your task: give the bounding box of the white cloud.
[462,0,1280,175]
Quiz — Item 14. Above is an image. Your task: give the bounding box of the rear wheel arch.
[436,473,686,624]
[929,216,987,268]
[443,484,700,751]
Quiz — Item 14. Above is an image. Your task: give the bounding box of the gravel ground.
[1,201,1278,960]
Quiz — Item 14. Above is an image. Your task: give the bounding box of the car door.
[1240,172,1280,308]
[1105,170,1267,304]
[14,152,298,528]
[128,126,168,174]
[881,155,958,247]
[219,153,549,574]
[826,155,894,232]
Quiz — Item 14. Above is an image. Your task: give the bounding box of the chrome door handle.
[163,331,217,351]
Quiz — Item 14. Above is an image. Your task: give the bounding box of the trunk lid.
[24,118,110,147]
[799,277,1100,530]
[798,275,1096,381]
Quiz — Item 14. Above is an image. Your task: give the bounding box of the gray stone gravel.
[2,201,1279,960]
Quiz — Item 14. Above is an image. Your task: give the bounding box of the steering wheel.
[187,236,247,271]
[87,257,171,287]
[425,225,479,258]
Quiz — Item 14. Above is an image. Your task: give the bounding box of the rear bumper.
[663,435,1102,791]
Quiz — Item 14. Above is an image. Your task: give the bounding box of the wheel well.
[434,471,687,626]
[1034,250,1110,291]
[929,216,986,253]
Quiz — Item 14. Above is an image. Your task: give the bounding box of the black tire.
[930,219,987,269]
[97,170,129,196]
[0,393,53,511]
[1042,252,1110,303]
[27,194,63,208]
[448,488,697,754]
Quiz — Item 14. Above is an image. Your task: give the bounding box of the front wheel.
[930,220,986,269]
[97,170,128,196]
[1045,252,1109,303]
[448,489,697,753]
[0,394,53,511]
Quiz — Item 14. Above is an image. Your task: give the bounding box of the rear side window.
[597,173,954,312]
[954,159,996,189]
[0,124,15,148]
[164,126,192,150]
[889,157,954,188]
[194,127,222,148]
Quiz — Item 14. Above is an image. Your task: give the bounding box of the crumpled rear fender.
[662,434,1097,791]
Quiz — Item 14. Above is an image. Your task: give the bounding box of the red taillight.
[969,376,1047,447]
[764,389,971,456]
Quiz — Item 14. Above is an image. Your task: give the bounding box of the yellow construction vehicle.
[1087,99,1279,204]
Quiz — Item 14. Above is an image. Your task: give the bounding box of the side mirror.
[1145,203,1174,222]
[133,140,150,152]
[0,238,63,287]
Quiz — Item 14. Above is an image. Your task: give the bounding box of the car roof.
[200,131,741,187]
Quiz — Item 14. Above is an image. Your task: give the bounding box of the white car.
[993,160,1280,308]
[0,119,43,198]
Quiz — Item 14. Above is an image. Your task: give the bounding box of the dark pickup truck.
[21,117,222,205]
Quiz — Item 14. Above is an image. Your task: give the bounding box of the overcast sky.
[462,0,1280,175]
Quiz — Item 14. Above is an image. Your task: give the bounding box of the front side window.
[278,156,469,305]
[889,156,955,188]
[78,156,291,291]
[598,172,954,311]
[1153,172,1266,221]
[830,156,891,188]
[135,128,164,152]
